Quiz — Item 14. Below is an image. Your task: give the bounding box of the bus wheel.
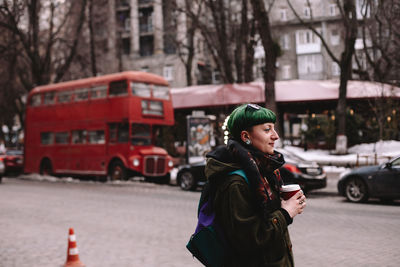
[40,159,53,176]
[108,161,127,181]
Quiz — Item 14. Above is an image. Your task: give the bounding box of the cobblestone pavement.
[0,174,399,267]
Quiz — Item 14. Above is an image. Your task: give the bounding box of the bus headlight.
[133,159,140,167]
[168,160,174,168]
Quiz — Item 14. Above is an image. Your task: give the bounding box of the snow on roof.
[171,80,400,109]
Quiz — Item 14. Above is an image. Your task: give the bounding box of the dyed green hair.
[227,103,276,140]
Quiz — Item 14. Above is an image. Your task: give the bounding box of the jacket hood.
[205,145,241,181]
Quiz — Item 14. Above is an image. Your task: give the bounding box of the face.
[242,123,279,154]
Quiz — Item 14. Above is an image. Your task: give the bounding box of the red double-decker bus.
[24,71,174,183]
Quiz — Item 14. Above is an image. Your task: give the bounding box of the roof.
[171,80,400,109]
[29,71,168,96]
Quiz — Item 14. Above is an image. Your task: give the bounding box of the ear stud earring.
[245,139,252,145]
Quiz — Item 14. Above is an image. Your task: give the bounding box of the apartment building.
[260,0,370,82]
[111,0,205,87]
[100,0,373,87]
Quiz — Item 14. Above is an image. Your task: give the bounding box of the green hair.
[227,103,276,140]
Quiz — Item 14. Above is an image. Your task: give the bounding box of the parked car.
[177,148,327,192]
[338,155,400,203]
[0,157,4,183]
[0,149,24,176]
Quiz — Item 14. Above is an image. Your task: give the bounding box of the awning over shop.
[171,80,400,109]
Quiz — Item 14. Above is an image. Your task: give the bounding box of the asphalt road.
[0,173,399,267]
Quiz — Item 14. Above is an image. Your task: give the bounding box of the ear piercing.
[245,139,252,145]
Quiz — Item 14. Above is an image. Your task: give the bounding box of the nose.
[272,129,279,140]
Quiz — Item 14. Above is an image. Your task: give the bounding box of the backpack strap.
[228,169,249,184]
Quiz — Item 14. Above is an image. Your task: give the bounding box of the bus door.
[107,122,130,165]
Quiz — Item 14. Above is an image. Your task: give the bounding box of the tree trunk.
[250,0,281,134]
[89,0,97,76]
[335,0,357,154]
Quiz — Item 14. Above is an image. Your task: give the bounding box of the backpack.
[186,169,248,267]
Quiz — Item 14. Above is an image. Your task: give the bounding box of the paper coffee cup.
[280,184,301,200]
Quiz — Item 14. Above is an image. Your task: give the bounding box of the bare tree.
[0,0,88,127]
[171,0,203,86]
[287,0,358,153]
[354,0,400,140]
[249,0,279,117]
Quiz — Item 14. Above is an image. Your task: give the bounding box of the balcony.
[116,0,130,11]
[140,24,153,34]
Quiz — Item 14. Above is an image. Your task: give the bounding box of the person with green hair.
[205,103,306,266]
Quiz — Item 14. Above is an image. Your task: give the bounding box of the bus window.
[43,92,55,105]
[41,132,54,145]
[118,123,129,143]
[131,82,151,97]
[75,88,89,102]
[57,90,72,104]
[108,123,129,143]
[55,132,69,144]
[153,85,170,100]
[109,80,128,96]
[88,130,105,144]
[90,85,107,99]
[131,123,151,146]
[142,100,163,116]
[30,94,42,107]
[72,130,87,144]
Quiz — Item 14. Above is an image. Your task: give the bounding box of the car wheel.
[345,177,368,203]
[40,159,53,176]
[108,161,127,181]
[178,170,197,191]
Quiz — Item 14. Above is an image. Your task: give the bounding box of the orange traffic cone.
[63,228,85,267]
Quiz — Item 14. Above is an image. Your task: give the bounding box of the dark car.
[0,149,24,176]
[177,148,327,192]
[0,157,4,183]
[338,155,400,203]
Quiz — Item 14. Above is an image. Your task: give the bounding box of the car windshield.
[131,123,151,146]
[6,150,23,156]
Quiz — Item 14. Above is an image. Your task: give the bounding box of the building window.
[303,6,311,18]
[163,66,174,81]
[139,8,153,33]
[212,70,222,84]
[329,4,338,16]
[298,54,323,74]
[330,29,340,46]
[280,9,288,21]
[280,34,290,50]
[332,62,340,76]
[282,65,291,80]
[122,38,130,55]
[297,30,318,45]
[140,36,154,56]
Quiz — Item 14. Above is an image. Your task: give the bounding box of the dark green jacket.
[205,155,294,267]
